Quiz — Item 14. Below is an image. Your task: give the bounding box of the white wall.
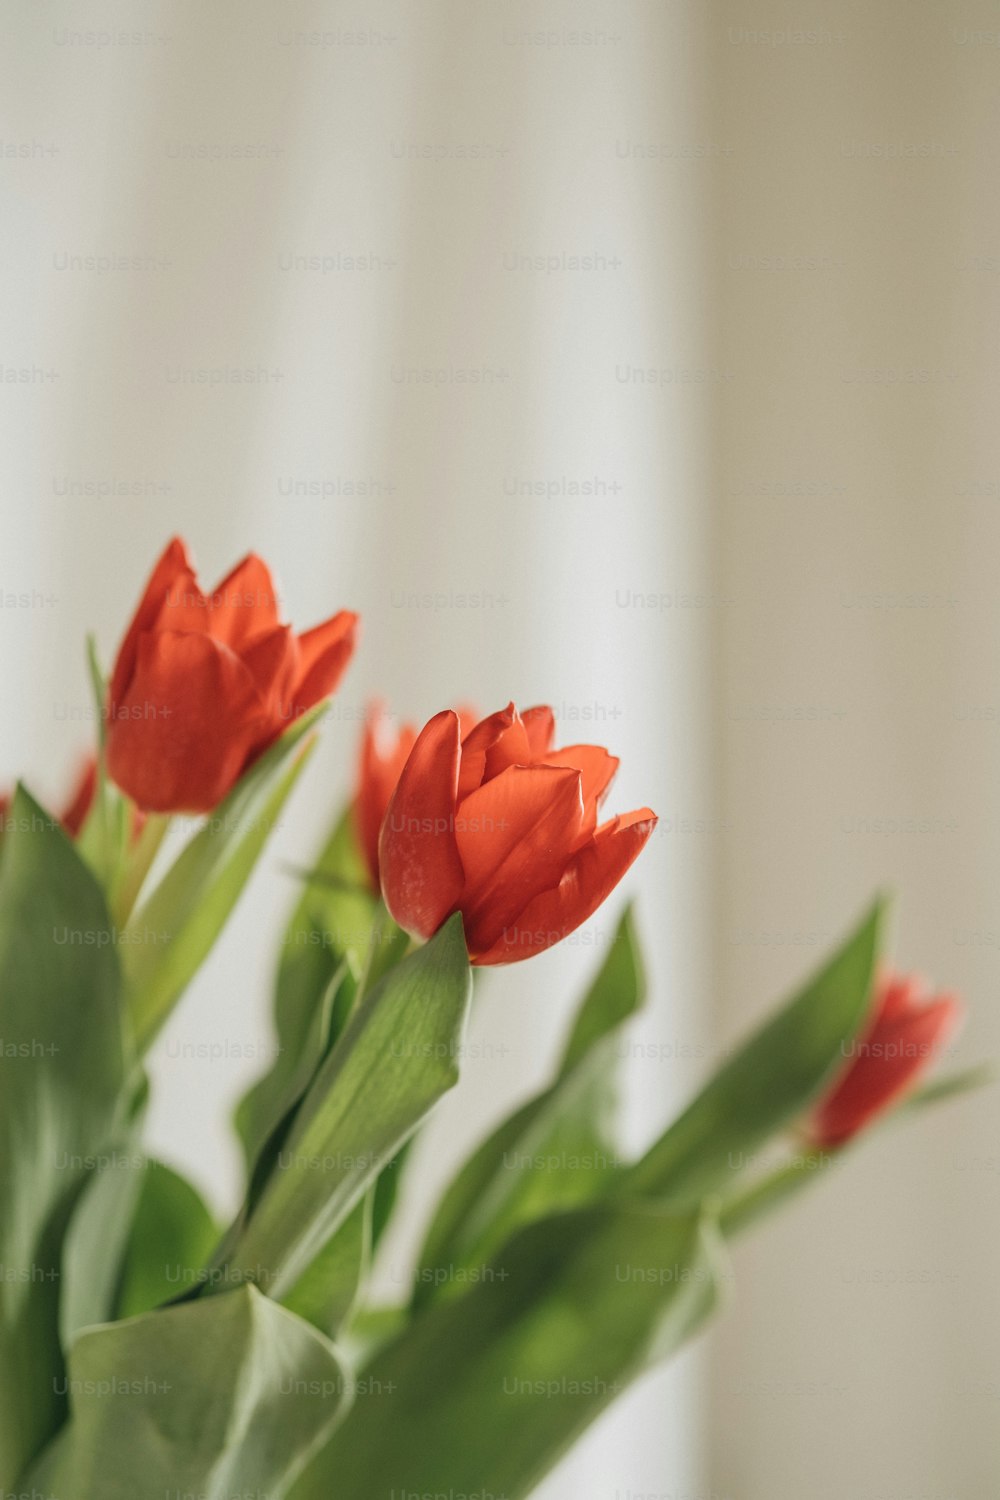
[0,2,716,1493]
[4,2,996,1494]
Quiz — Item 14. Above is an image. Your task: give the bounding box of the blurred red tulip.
[378,702,656,964]
[354,704,419,891]
[106,538,357,814]
[808,969,962,1147]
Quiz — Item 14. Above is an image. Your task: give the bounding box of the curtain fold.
[1,0,716,1491]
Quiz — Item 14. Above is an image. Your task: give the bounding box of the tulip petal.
[457,704,518,799]
[207,553,282,650]
[473,807,657,964]
[811,995,962,1146]
[876,971,921,1024]
[521,704,556,757]
[542,744,619,834]
[456,765,585,951]
[355,704,417,890]
[109,538,197,706]
[379,711,464,939]
[241,625,298,718]
[291,612,359,714]
[107,632,268,814]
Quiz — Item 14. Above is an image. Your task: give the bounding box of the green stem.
[718,1147,843,1238]
[718,1063,994,1239]
[110,813,170,927]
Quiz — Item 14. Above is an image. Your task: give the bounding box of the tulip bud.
[807,969,962,1146]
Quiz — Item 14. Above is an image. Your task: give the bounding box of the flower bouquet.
[0,538,984,1499]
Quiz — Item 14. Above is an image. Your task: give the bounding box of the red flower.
[808,970,962,1147]
[378,702,657,964]
[106,538,357,814]
[354,704,419,891]
[354,702,478,890]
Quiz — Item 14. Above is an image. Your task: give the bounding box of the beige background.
[713,5,1000,1497]
[1,1,997,1496]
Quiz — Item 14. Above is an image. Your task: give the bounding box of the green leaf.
[285,805,381,974]
[902,1062,995,1112]
[370,1139,411,1249]
[212,915,472,1301]
[559,904,647,1072]
[121,708,323,1052]
[0,787,127,1487]
[291,1202,723,1500]
[30,1287,351,1500]
[625,899,885,1203]
[236,962,345,1193]
[719,1060,996,1239]
[60,1143,145,1346]
[233,810,410,1328]
[116,1160,219,1319]
[74,636,130,892]
[414,906,645,1307]
[282,1195,371,1338]
[234,808,383,1172]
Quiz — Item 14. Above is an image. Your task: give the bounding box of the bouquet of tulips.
[0,538,984,1500]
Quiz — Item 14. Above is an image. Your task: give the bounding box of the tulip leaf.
[30,1287,351,1500]
[414,905,645,1308]
[282,1195,372,1338]
[237,961,346,1190]
[370,1138,411,1248]
[74,635,130,891]
[60,1143,145,1346]
[901,1061,995,1112]
[116,1159,219,1318]
[625,898,885,1203]
[291,1202,723,1500]
[719,1060,996,1240]
[235,808,380,1173]
[0,787,127,1488]
[559,904,647,1072]
[210,915,472,1301]
[121,707,324,1051]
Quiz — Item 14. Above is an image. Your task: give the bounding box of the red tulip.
[354,701,478,890]
[378,702,657,964]
[106,538,357,814]
[354,704,419,891]
[808,969,962,1147]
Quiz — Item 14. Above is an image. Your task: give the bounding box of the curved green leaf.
[0,787,127,1486]
[121,709,323,1051]
[291,1202,723,1500]
[414,906,645,1307]
[31,1287,350,1500]
[282,1195,371,1338]
[235,809,379,1171]
[116,1159,219,1318]
[626,898,885,1202]
[60,1143,144,1346]
[211,915,472,1300]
